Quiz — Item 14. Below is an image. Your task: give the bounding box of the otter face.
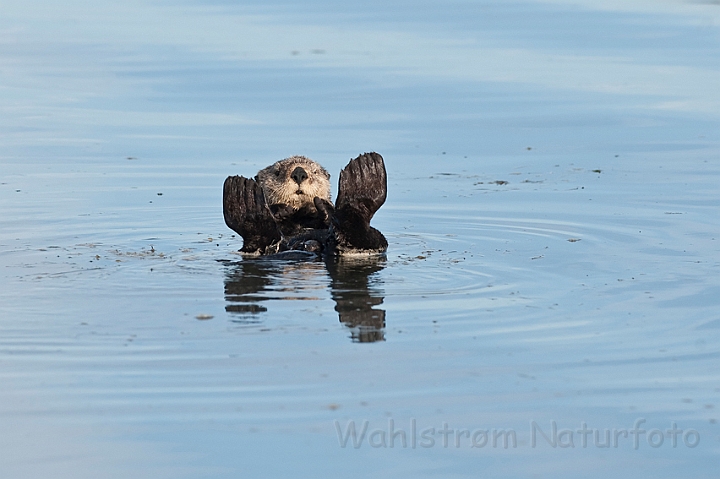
[256,156,331,211]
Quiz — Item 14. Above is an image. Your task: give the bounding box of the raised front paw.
[269,203,297,221]
[313,197,335,226]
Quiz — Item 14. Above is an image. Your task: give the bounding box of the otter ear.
[255,163,275,182]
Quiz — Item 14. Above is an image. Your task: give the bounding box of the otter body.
[223,152,387,256]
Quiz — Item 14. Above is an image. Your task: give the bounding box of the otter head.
[255,156,331,212]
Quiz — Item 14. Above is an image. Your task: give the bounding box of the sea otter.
[223,152,387,256]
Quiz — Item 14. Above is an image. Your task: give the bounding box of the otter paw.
[313,197,334,226]
[269,203,297,220]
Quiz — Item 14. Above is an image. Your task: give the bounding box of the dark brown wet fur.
[223,176,282,253]
[330,152,388,254]
[223,152,388,256]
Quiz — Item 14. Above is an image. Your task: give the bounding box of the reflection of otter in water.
[222,256,386,342]
[222,152,388,341]
[325,256,386,343]
[223,152,387,256]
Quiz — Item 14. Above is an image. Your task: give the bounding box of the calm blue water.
[1,1,719,478]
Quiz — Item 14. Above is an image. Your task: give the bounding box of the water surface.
[1,1,719,478]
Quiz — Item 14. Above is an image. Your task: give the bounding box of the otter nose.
[291,166,308,185]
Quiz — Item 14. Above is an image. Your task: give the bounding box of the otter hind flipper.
[223,176,281,254]
[336,152,387,220]
[332,152,388,253]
